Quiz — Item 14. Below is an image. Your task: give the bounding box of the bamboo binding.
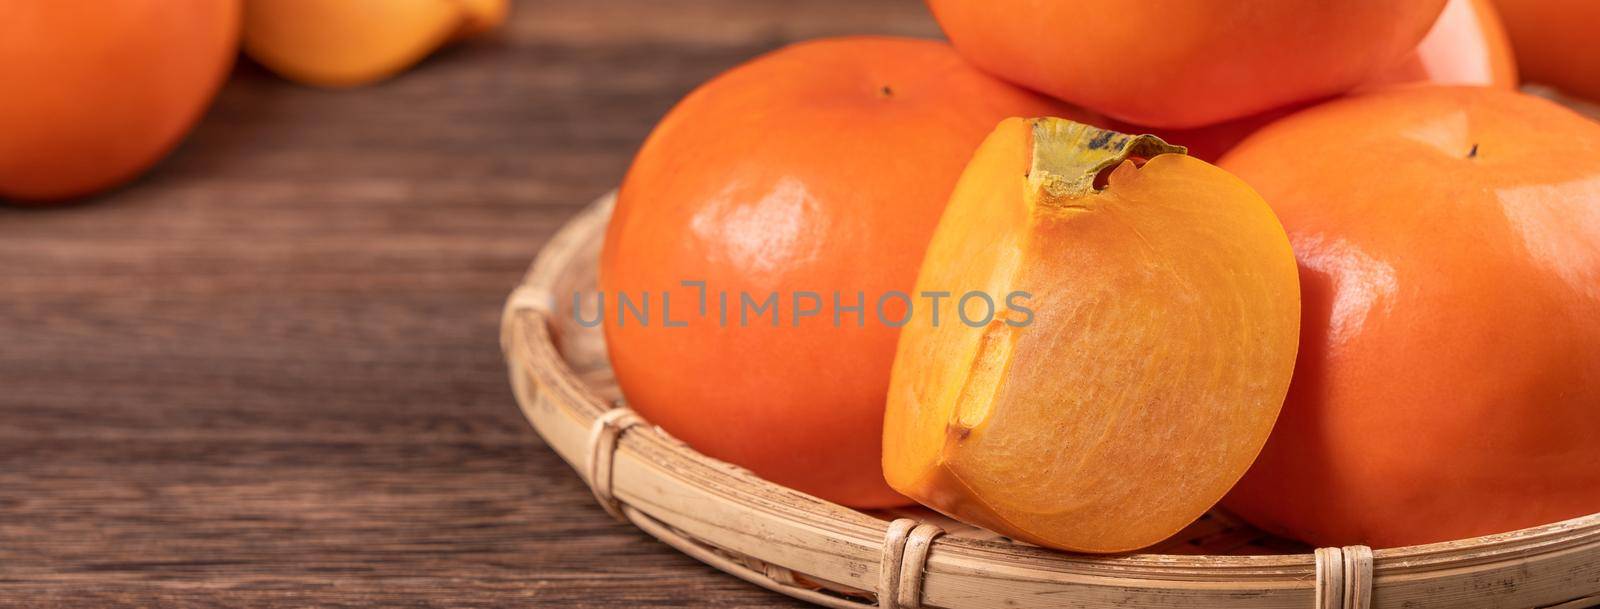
[501,191,1600,609]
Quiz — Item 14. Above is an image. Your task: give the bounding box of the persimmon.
[1116,0,1515,162]
[453,0,509,40]
[0,0,240,202]
[882,118,1300,553]
[600,38,1090,508]
[1220,86,1600,547]
[242,0,506,88]
[1364,0,1517,91]
[1111,109,1295,165]
[1492,0,1600,101]
[925,0,1446,128]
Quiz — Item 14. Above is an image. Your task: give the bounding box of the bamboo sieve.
[500,192,1600,609]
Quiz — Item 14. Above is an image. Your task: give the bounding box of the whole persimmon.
[883,119,1300,553]
[925,0,1446,128]
[1364,0,1517,91]
[1492,0,1600,101]
[1114,0,1514,162]
[0,0,241,202]
[600,37,1089,508]
[1220,86,1600,547]
[243,0,506,88]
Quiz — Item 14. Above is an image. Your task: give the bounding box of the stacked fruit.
[0,0,506,203]
[601,0,1600,551]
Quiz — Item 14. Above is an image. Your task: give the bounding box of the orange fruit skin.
[1363,0,1517,91]
[1491,0,1600,101]
[1122,0,1516,162]
[242,0,500,88]
[0,1,241,203]
[1114,108,1296,165]
[925,0,1446,128]
[1219,87,1600,547]
[600,37,1089,508]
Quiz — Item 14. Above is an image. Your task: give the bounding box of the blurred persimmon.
[0,0,241,203]
[243,0,506,88]
[1125,0,1516,162]
[600,37,1093,508]
[1363,0,1517,90]
[1492,0,1600,101]
[925,0,1446,128]
[1219,87,1600,547]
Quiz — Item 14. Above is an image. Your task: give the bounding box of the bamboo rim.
[501,191,1600,609]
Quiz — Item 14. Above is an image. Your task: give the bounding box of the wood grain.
[0,1,939,606]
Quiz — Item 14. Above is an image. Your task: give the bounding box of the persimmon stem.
[1028,119,1185,199]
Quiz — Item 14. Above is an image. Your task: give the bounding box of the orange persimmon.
[1220,86,1600,547]
[883,119,1300,553]
[1117,0,1515,162]
[1364,0,1517,91]
[925,0,1446,128]
[600,37,1091,508]
[242,0,506,88]
[0,0,241,202]
[1492,0,1600,101]
[453,0,509,40]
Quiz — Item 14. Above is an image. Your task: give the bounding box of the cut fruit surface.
[883,118,1301,553]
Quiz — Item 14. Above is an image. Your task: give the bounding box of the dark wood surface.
[0,2,938,606]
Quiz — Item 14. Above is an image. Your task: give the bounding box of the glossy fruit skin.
[1116,0,1514,162]
[1363,0,1517,91]
[600,37,1086,508]
[0,0,241,202]
[925,0,1446,128]
[1220,87,1600,547]
[1492,0,1600,101]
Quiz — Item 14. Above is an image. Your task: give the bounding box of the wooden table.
[0,1,937,606]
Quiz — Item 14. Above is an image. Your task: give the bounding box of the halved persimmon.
[883,118,1300,553]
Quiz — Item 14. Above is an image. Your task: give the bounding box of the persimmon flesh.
[1220,87,1600,547]
[601,38,1089,508]
[883,118,1301,553]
